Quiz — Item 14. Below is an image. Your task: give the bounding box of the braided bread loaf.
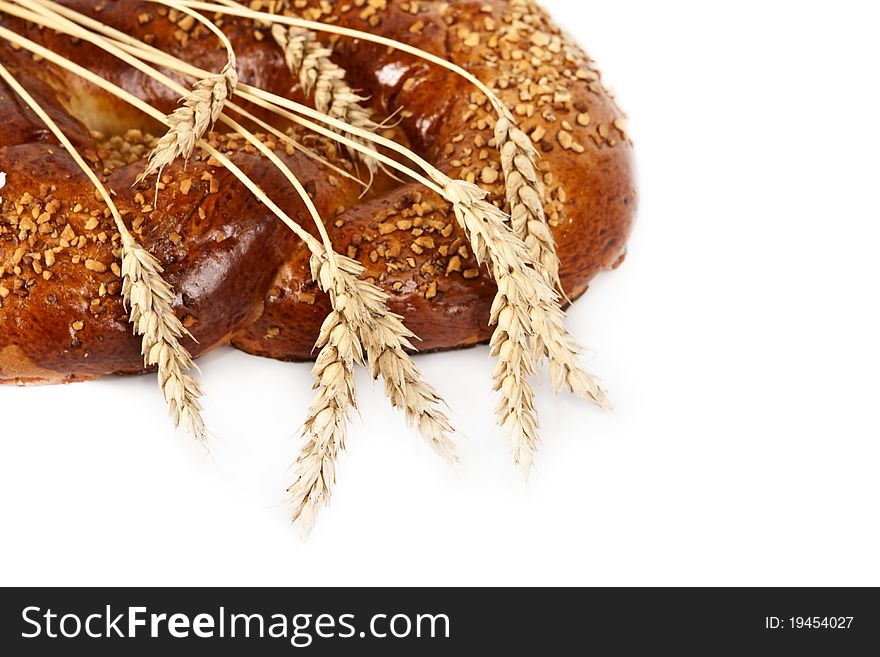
[0,0,635,384]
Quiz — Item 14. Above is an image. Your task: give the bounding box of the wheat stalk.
[9,0,236,190]
[0,56,207,442]
[494,115,561,292]
[287,249,459,533]
[271,24,379,173]
[290,248,459,533]
[4,0,607,487]
[4,6,451,520]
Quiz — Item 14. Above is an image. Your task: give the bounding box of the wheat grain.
[494,115,561,292]
[491,278,542,473]
[349,271,458,464]
[271,25,379,172]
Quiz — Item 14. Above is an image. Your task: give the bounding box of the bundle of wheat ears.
[0,0,633,533]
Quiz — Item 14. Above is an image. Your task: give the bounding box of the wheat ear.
[444,179,610,414]
[0,58,207,442]
[363,311,458,463]
[494,115,561,292]
[138,2,238,183]
[316,252,458,463]
[205,115,455,462]
[286,253,363,534]
[444,180,546,471]
[444,180,608,469]
[138,62,237,181]
[271,24,379,173]
[120,234,207,440]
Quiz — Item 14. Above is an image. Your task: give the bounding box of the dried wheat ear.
[0,0,612,535]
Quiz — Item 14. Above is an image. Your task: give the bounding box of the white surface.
[2,0,879,587]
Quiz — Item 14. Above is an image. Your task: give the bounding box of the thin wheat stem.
[2,2,325,247]
[225,102,369,189]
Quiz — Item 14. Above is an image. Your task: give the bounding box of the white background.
[1,0,878,587]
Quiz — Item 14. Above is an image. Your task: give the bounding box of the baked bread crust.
[0,0,636,383]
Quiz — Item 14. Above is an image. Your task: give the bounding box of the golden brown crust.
[0,0,636,382]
